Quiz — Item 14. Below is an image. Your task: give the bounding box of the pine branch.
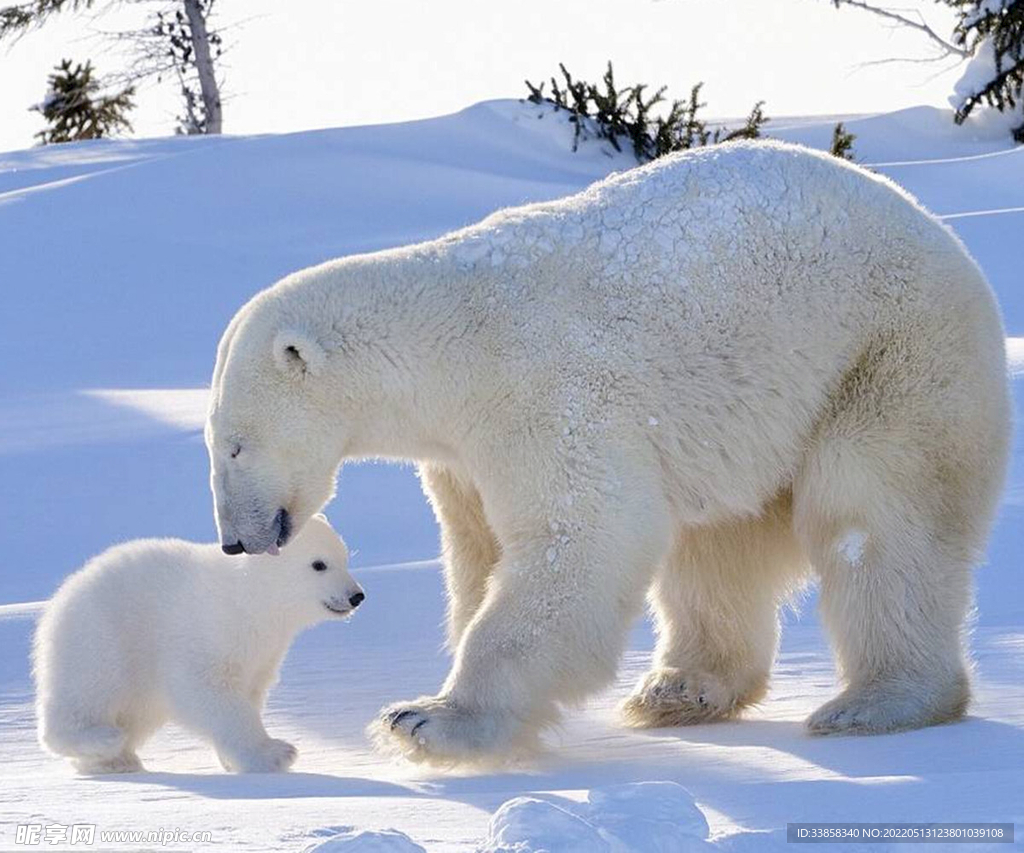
[829,0,972,59]
[0,0,94,40]
[950,0,1024,139]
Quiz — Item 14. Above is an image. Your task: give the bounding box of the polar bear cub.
[34,514,363,774]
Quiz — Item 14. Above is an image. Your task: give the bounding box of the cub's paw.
[224,738,298,773]
[806,679,968,736]
[370,695,521,766]
[621,667,749,728]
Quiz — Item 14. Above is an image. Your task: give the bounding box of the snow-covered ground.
[0,100,1021,852]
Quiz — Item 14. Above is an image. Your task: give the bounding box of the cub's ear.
[272,329,327,377]
[313,512,328,522]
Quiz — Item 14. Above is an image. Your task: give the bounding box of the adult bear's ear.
[273,329,327,378]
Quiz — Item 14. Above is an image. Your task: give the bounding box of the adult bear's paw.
[221,738,297,773]
[370,695,527,766]
[806,677,968,736]
[73,751,144,775]
[620,667,743,728]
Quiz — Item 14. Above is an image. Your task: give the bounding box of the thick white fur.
[206,141,1011,765]
[34,515,361,774]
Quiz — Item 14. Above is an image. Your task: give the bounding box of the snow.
[949,32,1024,141]
[954,38,1000,110]
[1,99,1023,851]
[586,782,711,848]
[836,531,867,568]
[304,828,428,853]
[483,797,611,853]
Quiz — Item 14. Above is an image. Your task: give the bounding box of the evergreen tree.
[526,62,768,164]
[829,0,1023,142]
[950,0,1024,141]
[1,0,224,138]
[830,122,856,160]
[32,58,135,144]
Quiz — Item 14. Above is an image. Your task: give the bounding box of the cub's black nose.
[222,541,245,555]
[348,591,365,608]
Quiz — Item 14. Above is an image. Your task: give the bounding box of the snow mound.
[482,796,610,853]
[303,828,426,853]
[588,782,711,850]
[482,782,712,853]
[710,829,790,852]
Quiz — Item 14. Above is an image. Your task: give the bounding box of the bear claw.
[371,696,528,766]
[387,709,420,731]
[621,667,745,728]
[805,680,968,736]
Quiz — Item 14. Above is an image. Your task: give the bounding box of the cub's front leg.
[169,674,296,773]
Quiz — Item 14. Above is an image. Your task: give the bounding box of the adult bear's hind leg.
[622,493,808,727]
[44,721,142,774]
[794,325,1008,734]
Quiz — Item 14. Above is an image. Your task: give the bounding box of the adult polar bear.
[206,140,1010,764]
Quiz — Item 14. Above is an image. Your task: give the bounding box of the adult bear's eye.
[230,444,241,459]
[312,560,327,572]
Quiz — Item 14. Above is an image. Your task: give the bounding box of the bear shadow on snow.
[410,717,1024,824]
[97,770,417,801]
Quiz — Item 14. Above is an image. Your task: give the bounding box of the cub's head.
[274,513,364,623]
[206,288,345,556]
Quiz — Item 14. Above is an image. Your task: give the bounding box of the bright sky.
[0,0,966,152]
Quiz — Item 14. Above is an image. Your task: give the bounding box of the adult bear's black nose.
[348,591,365,608]
[222,541,245,555]
[273,507,292,548]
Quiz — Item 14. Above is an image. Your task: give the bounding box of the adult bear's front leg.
[373,456,672,765]
[419,463,501,652]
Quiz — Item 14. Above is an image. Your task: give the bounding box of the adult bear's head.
[207,249,454,555]
[205,277,347,557]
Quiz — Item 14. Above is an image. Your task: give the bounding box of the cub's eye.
[230,444,241,459]
[311,560,327,572]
